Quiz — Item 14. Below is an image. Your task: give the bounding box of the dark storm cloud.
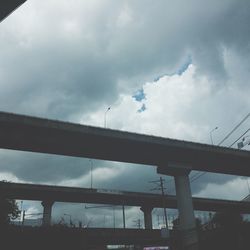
[0,0,250,201]
[190,172,236,195]
[0,150,93,183]
[0,0,249,120]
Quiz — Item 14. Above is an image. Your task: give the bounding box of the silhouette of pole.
[210,127,218,145]
[104,107,111,128]
[89,159,93,189]
[122,205,126,229]
[159,177,169,230]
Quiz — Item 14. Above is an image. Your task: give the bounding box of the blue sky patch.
[138,103,146,113]
[154,55,192,81]
[176,55,192,75]
[133,88,145,102]
[133,56,192,113]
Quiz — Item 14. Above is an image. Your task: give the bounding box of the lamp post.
[85,204,125,229]
[210,127,218,145]
[89,159,93,189]
[104,107,111,128]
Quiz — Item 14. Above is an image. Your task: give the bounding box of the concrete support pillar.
[158,164,198,250]
[174,173,198,250]
[140,206,153,229]
[41,200,54,226]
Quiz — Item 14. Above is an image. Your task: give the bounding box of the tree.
[212,210,243,228]
[0,198,20,226]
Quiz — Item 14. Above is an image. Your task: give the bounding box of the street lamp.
[85,205,122,229]
[210,127,218,145]
[104,107,111,128]
[89,159,93,189]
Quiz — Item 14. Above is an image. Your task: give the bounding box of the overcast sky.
[1,0,250,228]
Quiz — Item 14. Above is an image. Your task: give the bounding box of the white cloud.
[195,177,250,200]
[84,65,214,142]
[25,205,40,218]
[81,59,250,199]
[0,172,23,183]
[1,0,250,224]
[58,162,126,188]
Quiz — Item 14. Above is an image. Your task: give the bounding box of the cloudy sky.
[1,0,250,228]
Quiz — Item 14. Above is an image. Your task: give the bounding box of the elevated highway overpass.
[1,181,250,231]
[1,181,250,213]
[0,0,27,23]
[1,111,250,249]
[0,111,250,176]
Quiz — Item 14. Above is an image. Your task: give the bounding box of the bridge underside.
[0,0,26,22]
[1,111,250,250]
[1,182,250,213]
[0,112,250,176]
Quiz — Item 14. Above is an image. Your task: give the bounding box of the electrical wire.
[190,127,250,183]
[217,113,250,146]
[228,128,250,148]
[160,114,250,189]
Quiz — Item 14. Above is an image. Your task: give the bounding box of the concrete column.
[140,206,153,229]
[41,200,54,226]
[174,173,198,250]
[157,163,198,250]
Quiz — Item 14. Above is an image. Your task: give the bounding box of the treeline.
[171,210,250,250]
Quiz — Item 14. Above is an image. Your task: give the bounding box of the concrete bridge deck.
[0,111,250,176]
[0,0,27,22]
[1,181,250,213]
[1,111,249,249]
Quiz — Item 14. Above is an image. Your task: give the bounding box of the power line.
[217,113,250,146]
[149,177,169,231]
[190,114,250,183]
[156,114,250,189]
[190,128,250,183]
[190,172,207,183]
[228,128,250,148]
[133,218,142,229]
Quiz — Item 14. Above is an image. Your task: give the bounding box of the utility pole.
[149,177,169,232]
[133,218,142,229]
[113,206,116,229]
[160,177,168,232]
[122,205,126,229]
[89,159,93,189]
[85,204,126,229]
[157,213,160,228]
[85,205,118,229]
[21,210,25,226]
